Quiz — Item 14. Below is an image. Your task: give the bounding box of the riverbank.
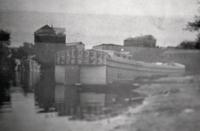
[111,75,200,131]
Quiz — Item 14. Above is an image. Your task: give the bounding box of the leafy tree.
[0,30,11,81]
[187,15,200,49]
[12,42,35,60]
[177,40,196,49]
[0,30,12,103]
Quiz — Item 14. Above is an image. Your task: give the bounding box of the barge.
[55,42,185,85]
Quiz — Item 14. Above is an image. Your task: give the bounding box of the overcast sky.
[0,0,199,47]
[0,0,198,17]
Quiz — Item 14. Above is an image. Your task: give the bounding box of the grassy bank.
[111,75,200,131]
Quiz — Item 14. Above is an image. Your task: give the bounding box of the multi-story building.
[34,25,66,44]
[34,25,66,64]
[124,35,156,48]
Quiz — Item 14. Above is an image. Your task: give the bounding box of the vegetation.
[12,42,35,60]
[0,30,35,104]
[178,13,200,49]
[186,16,200,49]
[0,30,13,104]
[177,40,197,49]
[112,76,200,131]
[177,7,200,50]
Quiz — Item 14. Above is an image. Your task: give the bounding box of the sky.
[0,0,199,47]
[0,0,198,17]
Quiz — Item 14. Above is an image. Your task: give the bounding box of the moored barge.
[55,43,185,85]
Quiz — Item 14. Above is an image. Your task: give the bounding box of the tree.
[177,40,197,49]
[0,30,12,103]
[187,16,200,49]
[12,42,35,60]
[0,30,11,81]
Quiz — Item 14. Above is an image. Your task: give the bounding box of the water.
[34,82,144,121]
[0,67,144,131]
[0,84,143,131]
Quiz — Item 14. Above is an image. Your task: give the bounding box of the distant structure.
[34,25,66,64]
[93,43,123,51]
[66,41,85,47]
[34,25,66,44]
[124,35,156,47]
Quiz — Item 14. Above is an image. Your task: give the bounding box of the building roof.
[124,35,155,41]
[66,41,84,46]
[94,43,122,47]
[35,25,65,35]
[53,27,66,35]
[35,25,52,34]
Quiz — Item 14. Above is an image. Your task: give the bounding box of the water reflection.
[34,79,144,121]
[34,66,55,111]
[0,82,11,111]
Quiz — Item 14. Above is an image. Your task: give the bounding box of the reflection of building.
[124,35,156,47]
[54,84,112,116]
[54,83,143,117]
[14,59,21,86]
[93,43,123,52]
[80,92,106,114]
[20,57,40,91]
[55,85,79,116]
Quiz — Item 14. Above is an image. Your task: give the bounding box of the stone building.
[34,25,66,64]
[34,25,66,44]
[124,35,156,48]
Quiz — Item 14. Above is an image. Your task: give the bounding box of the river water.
[0,84,144,131]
